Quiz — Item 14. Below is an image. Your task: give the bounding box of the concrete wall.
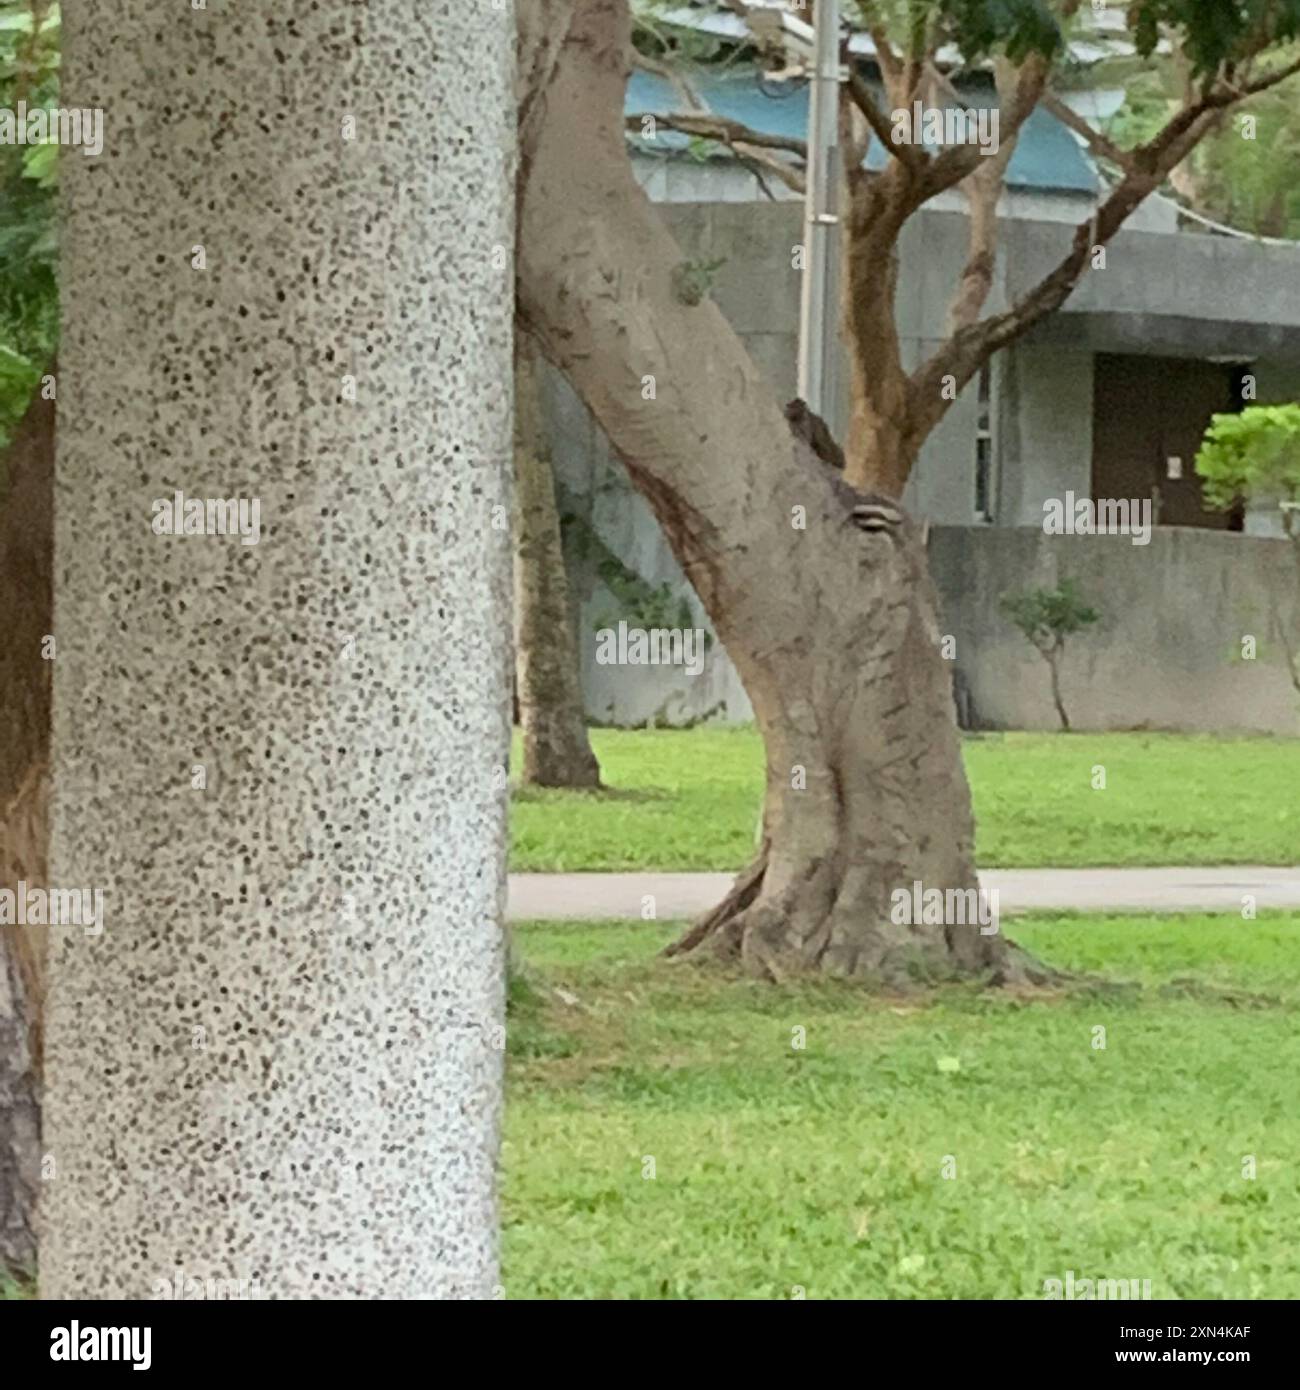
[928,526,1300,734]
[562,510,1300,733]
[548,384,755,726]
[994,344,1094,527]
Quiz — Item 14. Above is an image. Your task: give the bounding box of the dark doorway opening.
[1092,353,1249,530]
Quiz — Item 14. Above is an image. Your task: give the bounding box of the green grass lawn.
[510,728,1300,870]
[504,913,1300,1299]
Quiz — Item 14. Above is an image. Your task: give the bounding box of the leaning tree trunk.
[513,335,602,788]
[0,377,54,1282]
[517,0,1044,985]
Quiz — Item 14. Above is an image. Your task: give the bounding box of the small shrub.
[1196,403,1300,693]
[1000,580,1100,731]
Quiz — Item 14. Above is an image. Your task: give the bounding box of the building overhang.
[1025,310,1300,362]
[997,214,1300,365]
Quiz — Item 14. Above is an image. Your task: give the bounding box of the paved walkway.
[508,866,1300,921]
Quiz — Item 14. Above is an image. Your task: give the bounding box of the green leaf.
[22,138,56,186]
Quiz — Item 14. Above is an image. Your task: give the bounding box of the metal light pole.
[797,0,843,429]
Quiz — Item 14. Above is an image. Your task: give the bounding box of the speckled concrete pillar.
[42,2,514,1298]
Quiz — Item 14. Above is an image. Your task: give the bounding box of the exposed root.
[666,850,1065,991]
[662,845,768,959]
[989,937,1070,991]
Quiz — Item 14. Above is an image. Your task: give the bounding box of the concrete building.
[542,38,1300,729]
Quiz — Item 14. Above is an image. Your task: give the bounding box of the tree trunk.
[845,373,914,498]
[1046,650,1071,731]
[0,919,39,1285]
[42,1,513,1298]
[0,377,54,1282]
[663,525,1025,984]
[842,174,917,498]
[514,336,602,788]
[517,0,1046,984]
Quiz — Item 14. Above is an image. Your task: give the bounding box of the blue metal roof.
[625,68,1098,195]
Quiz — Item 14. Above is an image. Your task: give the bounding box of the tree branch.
[1140,52,1300,170]
[945,155,1014,333]
[625,111,807,160]
[1240,51,1300,97]
[902,0,929,104]
[730,144,807,195]
[909,161,1162,437]
[917,52,1049,203]
[1038,88,1133,170]
[844,64,927,170]
[632,50,706,113]
[838,77,870,185]
[867,23,907,107]
[938,57,1020,335]
[915,60,1268,406]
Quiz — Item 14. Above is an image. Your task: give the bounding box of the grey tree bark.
[0,378,53,1282]
[514,335,602,788]
[42,2,514,1297]
[518,0,1045,984]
